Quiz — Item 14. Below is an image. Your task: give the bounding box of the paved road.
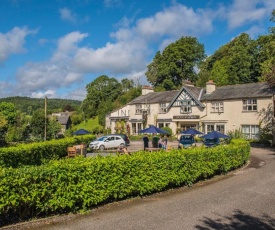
[11,147,275,230]
[86,140,189,157]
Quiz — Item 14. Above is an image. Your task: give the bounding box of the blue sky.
[0,0,274,101]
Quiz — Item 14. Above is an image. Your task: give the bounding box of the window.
[242,125,259,139]
[211,101,224,113]
[159,123,170,128]
[243,99,257,111]
[207,125,214,133]
[135,105,142,114]
[180,100,192,114]
[159,103,167,113]
[131,122,143,134]
[216,124,225,134]
[145,104,150,114]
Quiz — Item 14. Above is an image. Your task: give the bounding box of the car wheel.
[99,145,105,151]
[119,143,125,148]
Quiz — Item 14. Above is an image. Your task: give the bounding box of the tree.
[146,36,206,89]
[82,75,121,118]
[121,78,134,93]
[47,117,62,139]
[197,33,258,86]
[30,109,46,139]
[63,104,75,112]
[0,102,17,125]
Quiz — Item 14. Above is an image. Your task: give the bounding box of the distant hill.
[0,96,82,114]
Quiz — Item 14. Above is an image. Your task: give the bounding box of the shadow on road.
[195,210,275,230]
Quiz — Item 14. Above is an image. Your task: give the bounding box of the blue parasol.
[181,128,203,135]
[73,129,92,135]
[139,125,168,134]
[200,130,230,139]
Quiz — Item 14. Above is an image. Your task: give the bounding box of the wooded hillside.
[0,96,82,114]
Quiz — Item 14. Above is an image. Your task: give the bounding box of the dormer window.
[180,100,192,114]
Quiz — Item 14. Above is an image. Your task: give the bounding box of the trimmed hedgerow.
[0,140,250,227]
[0,134,95,168]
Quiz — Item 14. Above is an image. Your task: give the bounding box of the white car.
[89,135,125,150]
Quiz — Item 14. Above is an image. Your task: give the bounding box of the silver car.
[89,135,125,150]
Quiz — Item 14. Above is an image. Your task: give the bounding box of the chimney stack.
[142,85,154,95]
[206,80,216,94]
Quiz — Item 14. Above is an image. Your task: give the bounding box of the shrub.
[0,134,96,168]
[0,140,250,226]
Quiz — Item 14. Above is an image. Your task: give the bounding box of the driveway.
[7,147,275,230]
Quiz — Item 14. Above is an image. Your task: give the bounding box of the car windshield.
[180,135,193,144]
[96,136,107,141]
[205,138,219,144]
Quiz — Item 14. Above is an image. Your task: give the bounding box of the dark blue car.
[204,138,220,147]
[178,134,195,149]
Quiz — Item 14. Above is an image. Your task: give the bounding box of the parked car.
[178,134,195,149]
[89,136,108,149]
[89,135,126,150]
[203,138,220,148]
[108,134,130,146]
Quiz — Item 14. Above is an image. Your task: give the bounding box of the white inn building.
[105,81,275,139]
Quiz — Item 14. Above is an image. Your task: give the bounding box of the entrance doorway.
[179,123,198,132]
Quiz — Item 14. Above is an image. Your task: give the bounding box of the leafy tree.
[47,117,62,139]
[82,75,121,118]
[121,78,134,93]
[97,100,114,126]
[63,104,75,112]
[259,11,275,86]
[146,36,206,89]
[0,102,17,125]
[197,33,258,86]
[30,109,46,140]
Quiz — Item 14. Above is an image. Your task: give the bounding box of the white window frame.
[159,103,167,113]
[135,104,142,114]
[180,100,192,114]
[243,99,257,111]
[211,101,224,113]
[204,123,226,134]
[145,104,150,114]
[242,125,259,139]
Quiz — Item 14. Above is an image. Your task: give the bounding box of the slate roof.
[201,82,275,101]
[124,82,274,109]
[128,90,179,104]
[57,116,70,125]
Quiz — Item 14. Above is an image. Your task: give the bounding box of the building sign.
[173,115,200,119]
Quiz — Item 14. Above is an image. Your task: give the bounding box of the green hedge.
[0,140,250,227]
[0,134,96,168]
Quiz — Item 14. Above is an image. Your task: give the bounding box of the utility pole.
[44,96,47,141]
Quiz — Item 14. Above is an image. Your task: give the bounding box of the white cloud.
[74,3,216,75]
[51,31,88,62]
[0,27,35,63]
[135,4,214,39]
[31,90,57,99]
[15,62,83,96]
[59,7,77,23]
[245,25,266,38]
[226,0,275,29]
[59,7,90,24]
[62,87,87,101]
